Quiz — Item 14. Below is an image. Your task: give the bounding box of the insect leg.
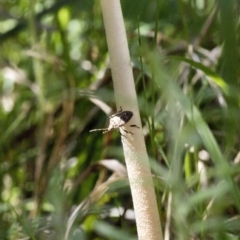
[120,127,133,135]
[130,124,140,128]
[117,128,127,137]
[109,107,123,118]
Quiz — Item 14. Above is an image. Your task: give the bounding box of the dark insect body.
[90,107,139,135]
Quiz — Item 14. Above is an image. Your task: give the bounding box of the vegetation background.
[0,0,240,239]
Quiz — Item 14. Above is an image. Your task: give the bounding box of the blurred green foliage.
[0,0,240,239]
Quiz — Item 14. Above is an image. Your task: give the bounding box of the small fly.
[89,107,140,135]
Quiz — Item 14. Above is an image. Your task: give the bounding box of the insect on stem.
[89,107,140,135]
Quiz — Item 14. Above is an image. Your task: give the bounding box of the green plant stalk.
[100,1,163,239]
[10,204,37,240]
[29,0,48,217]
[137,20,155,157]
[29,0,45,114]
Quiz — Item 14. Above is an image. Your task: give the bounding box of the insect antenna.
[89,128,108,132]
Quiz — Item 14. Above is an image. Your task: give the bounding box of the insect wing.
[114,111,133,123]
